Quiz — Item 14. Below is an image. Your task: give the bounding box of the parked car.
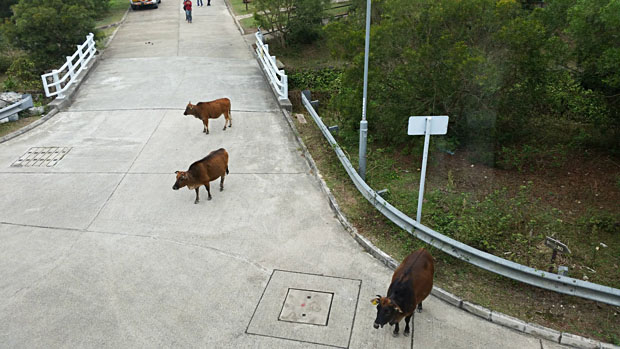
[130,0,160,10]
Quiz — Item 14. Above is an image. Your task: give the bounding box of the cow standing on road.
[173,148,229,204]
[371,248,434,337]
[183,98,232,134]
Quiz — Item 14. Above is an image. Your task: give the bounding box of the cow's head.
[173,171,192,190]
[183,102,194,116]
[371,295,403,329]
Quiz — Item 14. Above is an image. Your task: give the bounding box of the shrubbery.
[319,0,620,157]
[1,0,107,92]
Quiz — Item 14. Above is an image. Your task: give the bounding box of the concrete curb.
[99,6,131,48]
[0,53,101,145]
[276,108,620,349]
[223,0,246,35]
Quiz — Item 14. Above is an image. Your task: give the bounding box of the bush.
[2,0,96,70]
[4,56,41,92]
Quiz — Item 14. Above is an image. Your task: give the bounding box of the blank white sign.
[407,116,449,135]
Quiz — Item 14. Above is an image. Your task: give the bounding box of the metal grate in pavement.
[11,147,72,167]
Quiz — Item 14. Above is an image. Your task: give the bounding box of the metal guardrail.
[0,94,34,122]
[41,33,97,99]
[301,91,620,306]
[255,29,288,100]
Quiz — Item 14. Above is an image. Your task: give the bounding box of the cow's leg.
[417,302,423,313]
[392,322,400,337]
[220,175,225,191]
[203,119,209,134]
[205,183,212,200]
[404,314,413,337]
[194,188,200,204]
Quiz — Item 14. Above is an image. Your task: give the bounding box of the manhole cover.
[247,270,361,348]
[11,147,71,167]
[279,288,333,326]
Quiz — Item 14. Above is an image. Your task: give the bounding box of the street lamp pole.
[359,0,371,180]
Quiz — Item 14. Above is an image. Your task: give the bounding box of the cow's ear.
[175,171,180,174]
[371,297,380,306]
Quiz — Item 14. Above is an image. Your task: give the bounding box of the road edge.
[277,107,618,349]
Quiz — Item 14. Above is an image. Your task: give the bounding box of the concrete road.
[0,1,566,348]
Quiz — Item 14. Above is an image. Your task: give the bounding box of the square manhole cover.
[247,270,361,348]
[279,288,333,326]
[11,147,71,167]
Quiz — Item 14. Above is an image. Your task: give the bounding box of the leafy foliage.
[324,0,620,154]
[2,0,96,70]
[3,56,41,91]
[254,0,327,47]
[0,0,18,19]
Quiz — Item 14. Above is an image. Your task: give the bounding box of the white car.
[130,0,160,10]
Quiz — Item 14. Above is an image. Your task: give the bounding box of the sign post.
[544,236,571,273]
[408,116,449,223]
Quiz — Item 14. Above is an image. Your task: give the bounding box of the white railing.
[255,29,288,100]
[301,91,620,307]
[41,33,97,99]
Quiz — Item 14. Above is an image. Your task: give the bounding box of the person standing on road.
[196,0,202,7]
[183,0,192,23]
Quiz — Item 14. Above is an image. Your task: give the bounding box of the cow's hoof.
[220,187,224,191]
[392,332,399,338]
[417,309,422,313]
[208,197,212,201]
[194,200,199,204]
[223,128,226,131]
[404,331,410,337]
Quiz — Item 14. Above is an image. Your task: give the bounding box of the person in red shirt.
[183,0,192,23]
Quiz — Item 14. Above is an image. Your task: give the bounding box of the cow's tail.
[226,166,229,175]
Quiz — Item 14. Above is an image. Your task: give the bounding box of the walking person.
[196,0,202,7]
[183,0,192,23]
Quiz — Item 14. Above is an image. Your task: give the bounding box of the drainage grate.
[279,288,333,326]
[11,147,71,167]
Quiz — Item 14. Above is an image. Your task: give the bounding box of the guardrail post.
[78,44,87,70]
[53,70,65,99]
[67,56,75,81]
[280,74,288,100]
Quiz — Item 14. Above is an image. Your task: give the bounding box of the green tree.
[287,0,328,45]
[254,0,295,47]
[566,0,620,132]
[254,0,327,47]
[2,0,95,70]
[0,0,19,19]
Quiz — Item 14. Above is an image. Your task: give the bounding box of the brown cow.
[172,148,229,204]
[183,98,232,134]
[371,248,434,337]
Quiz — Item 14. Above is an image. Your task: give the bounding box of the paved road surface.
[0,1,566,348]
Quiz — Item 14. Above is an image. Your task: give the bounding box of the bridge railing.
[301,91,620,307]
[255,29,288,100]
[41,33,97,99]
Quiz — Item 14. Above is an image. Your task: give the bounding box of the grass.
[291,103,620,344]
[95,0,129,29]
[0,115,42,139]
[276,40,620,343]
[240,17,258,32]
[228,0,256,16]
